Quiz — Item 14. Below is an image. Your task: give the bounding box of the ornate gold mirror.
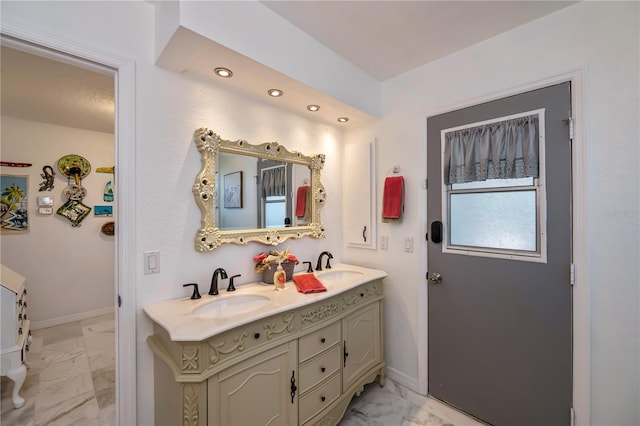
[193,128,327,251]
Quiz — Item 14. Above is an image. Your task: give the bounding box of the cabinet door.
[211,342,298,426]
[344,140,377,249]
[342,302,381,390]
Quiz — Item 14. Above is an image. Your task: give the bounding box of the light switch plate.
[380,236,388,250]
[144,250,160,274]
[404,237,413,253]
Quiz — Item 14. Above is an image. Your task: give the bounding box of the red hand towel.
[293,274,327,294]
[295,186,309,217]
[382,176,404,219]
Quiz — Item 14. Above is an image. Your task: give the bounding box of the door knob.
[428,272,442,284]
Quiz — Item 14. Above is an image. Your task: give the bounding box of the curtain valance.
[444,114,539,185]
[262,167,286,197]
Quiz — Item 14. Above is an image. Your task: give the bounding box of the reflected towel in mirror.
[296,185,310,218]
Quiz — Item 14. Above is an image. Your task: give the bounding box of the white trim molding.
[420,69,589,425]
[30,307,114,330]
[0,18,138,426]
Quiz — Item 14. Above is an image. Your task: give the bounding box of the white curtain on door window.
[444,115,539,184]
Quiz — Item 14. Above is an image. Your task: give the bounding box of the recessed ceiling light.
[268,89,284,97]
[307,105,320,112]
[337,117,350,123]
[214,67,233,78]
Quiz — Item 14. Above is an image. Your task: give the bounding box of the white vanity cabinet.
[147,278,385,426]
[210,341,298,425]
[1,264,31,409]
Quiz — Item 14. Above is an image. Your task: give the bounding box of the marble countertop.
[143,263,387,342]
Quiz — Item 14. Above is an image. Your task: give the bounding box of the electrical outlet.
[380,236,388,250]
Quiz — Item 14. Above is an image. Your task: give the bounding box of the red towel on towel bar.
[295,186,309,217]
[293,274,327,294]
[382,176,404,219]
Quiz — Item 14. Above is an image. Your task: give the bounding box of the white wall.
[345,2,639,425]
[0,117,115,325]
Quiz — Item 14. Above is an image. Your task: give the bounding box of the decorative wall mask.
[56,154,92,227]
[38,165,55,191]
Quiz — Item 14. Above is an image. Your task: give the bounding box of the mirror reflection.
[216,154,312,231]
[193,129,326,251]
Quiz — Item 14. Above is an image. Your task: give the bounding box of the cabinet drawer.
[299,345,340,394]
[299,372,340,424]
[299,322,340,362]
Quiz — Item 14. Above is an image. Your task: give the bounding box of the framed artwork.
[1,174,29,233]
[224,171,243,208]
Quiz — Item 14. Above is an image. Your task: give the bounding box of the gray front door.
[427,83,572,425]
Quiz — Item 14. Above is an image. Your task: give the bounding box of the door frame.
[1,18,138,425]
[419,70,589,425]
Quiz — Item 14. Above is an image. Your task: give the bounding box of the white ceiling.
[262,1,576,81]
[1,1,575,132]
[1,45,115,133]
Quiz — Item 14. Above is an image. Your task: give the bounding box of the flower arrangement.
[253,248,299,274]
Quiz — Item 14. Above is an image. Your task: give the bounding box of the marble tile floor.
[339,379,486,426]
[1,313,115,426]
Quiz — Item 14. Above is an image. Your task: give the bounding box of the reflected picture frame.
[224,171,243,209]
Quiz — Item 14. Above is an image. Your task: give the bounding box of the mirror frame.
[193,128,327,251]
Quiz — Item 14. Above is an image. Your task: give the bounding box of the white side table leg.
[6,364,27,409]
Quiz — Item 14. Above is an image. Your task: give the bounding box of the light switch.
[404,237,413,253]
[144,250,160,274]
[380,236,388,250]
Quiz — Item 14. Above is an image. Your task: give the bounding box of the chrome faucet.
[315,251,333,271]
[209,268,228,295]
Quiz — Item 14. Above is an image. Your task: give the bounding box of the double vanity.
[144,264,386,426]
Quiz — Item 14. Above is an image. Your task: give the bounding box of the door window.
[441,110,547,262]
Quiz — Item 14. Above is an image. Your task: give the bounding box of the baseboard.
[31,306,114,330]
[386,366,420,394]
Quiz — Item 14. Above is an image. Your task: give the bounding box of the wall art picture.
[224,171,243,209]
[94,205,113,217]
[1,175,29,233]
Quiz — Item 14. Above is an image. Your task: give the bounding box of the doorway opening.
[0,29,136,425]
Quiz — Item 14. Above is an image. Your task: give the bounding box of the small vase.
[261,262,295,284]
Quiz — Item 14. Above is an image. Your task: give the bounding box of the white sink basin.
[191,294,270,318]
[316,269,364,281]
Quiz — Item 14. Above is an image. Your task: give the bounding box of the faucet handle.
[183,283,201,300]
[303,261,313,273]
[227,274,241,292]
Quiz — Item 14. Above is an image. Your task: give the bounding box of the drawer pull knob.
[321,395,326,402]
[254,333,260,339]
[320,337,326,343]
[320,367,326,373]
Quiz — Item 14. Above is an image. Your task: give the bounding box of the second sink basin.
[191,294,270,318]
[316,269,364,282]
